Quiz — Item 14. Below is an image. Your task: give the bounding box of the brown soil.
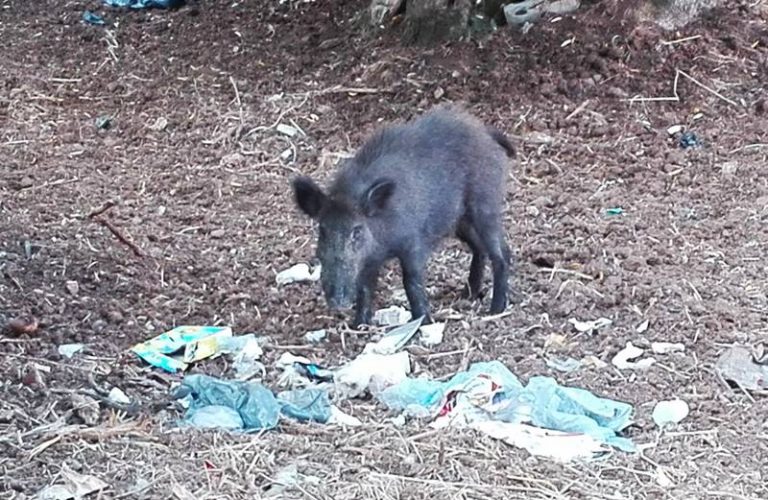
[2,0,768,498]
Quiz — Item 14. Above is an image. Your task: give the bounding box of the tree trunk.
[382,0,726,46]
[401,0,474,45]
[639,0,725,29]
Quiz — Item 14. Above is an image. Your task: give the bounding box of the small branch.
[537,267,595,281]
[565,99,590,121]
[319,86,393,95]
[676,69,741,108]
[661,35,701,46]
[87,200,117,219]
[93,217,145,258]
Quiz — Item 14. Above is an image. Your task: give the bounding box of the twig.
[565,99,590,121]
[28,177,80,192]
[479,310,514,322]
[368,471,561,497]
[27,435,62,461]
[408,429,442,441]
[229,75,244,127]
[87,200,117,219]
[264,344,319,351]
[676,69,741,108]
[92,217,145,258]
[661,35,702,46]
[626,70,681,103]
[423,347,476,360]
[319,86,393,95]
[625,96,679,103]
[729,143,768,154]
[537,267,595,281]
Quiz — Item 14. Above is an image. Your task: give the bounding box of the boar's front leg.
[353,262,381,327]
[399,247,432,324]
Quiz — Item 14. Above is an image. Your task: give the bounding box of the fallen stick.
[87,200,117,219]
[676,69,740,108]
[93,217,145,258]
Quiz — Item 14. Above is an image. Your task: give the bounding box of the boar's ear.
[362,178,395,217]
[293,176,326,218]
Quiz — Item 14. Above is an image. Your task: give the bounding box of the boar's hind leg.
[456,219,486,300]
[398,247,432,324]
[474,217,509,314]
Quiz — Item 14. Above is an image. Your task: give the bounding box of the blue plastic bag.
[176,374,335,431]
[82,11,106,25]
[103,0,184,9]
[378,361,636,452]
[277,389,332,424]
[185,405,244,430]
[177,374,280,430]
[498,376,635,452]
[379,360,523,416]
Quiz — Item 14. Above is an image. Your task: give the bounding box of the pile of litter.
[126,303,638,462]
[55,262,731,464]
[379,359,635,460]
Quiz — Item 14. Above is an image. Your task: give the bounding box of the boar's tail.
[486,126,516,158]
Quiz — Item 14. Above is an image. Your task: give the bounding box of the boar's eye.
[351,225,365,244]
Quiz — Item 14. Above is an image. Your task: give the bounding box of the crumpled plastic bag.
[277,389,332,423]
[175,374,335,431]
[334,351,411,400]
[500,376,635,452]
[378,361,521,418]
[177,374,281,430]
[378,360,635,453]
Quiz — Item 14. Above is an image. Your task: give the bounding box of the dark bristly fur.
[292,104,514,327]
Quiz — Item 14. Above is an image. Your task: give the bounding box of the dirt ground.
[2,0,768,498]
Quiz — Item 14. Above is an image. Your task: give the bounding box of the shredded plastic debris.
[569,317,612,334]
[174,374,356,431]
[651,342,685,355]
[652,399,690,427]
[546,356,582,373]
[304,329,327,344]
[36,465,109,500]
[58,343,85,359]
[716,345,768,391]
[276,262,321,286]
[378,360,635,459]
[679,131,701,148]
[419,322,445,347]
[612,342,656,370]
[82,11,106,25]
[362,316,423,355]
[373,305,412,326]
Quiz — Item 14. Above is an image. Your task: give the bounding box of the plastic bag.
[378,361,635,453]
[277,389,332,423]
[177,374,280,430]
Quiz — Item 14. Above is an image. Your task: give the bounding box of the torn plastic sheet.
[378,360,635,458]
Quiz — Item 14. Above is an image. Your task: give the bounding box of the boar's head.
[292,175,395,311]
